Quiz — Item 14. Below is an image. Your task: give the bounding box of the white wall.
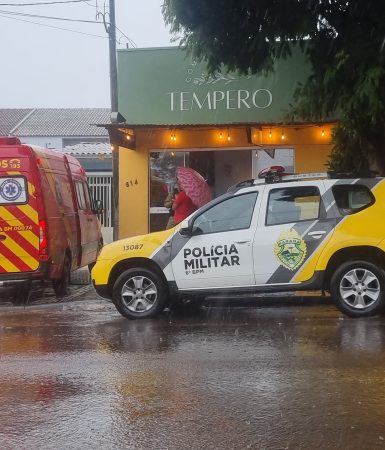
[18,136,63,149]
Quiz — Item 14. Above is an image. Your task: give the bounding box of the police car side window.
[193,192,258,234]
[332,185,374,215]
[266,186,321,226]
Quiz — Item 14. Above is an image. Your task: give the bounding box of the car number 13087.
[123,244,143,251]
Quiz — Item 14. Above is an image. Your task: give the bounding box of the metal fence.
[87,172,112,227]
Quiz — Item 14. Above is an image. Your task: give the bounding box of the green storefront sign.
[117,47,309,125]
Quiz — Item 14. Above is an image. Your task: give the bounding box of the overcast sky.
[0,0,175,108]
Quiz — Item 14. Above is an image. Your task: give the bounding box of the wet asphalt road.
[1,290,385,449]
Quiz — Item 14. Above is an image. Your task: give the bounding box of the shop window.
[253,149,294,178]
[149,151,216,232]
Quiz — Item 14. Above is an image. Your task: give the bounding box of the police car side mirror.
[191,226,203,236]
[179,219,191,236]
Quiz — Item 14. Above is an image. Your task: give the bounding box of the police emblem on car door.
[252,182,336,285]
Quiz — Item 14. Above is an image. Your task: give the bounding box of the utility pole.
[108,0,119,241]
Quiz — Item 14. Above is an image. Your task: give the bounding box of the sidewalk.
[1,266,329,308]
[70,266,91,285]
[0,267,95,307]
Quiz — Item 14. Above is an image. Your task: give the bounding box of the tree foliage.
[162,0,385,174]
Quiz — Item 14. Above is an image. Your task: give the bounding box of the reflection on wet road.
[1,299,385,449]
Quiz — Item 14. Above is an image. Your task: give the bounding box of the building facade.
[108,47,335,239]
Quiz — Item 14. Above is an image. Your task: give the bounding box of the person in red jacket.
[172,188,197,224]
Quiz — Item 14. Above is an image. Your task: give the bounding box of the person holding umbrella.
[170,167,212,225]
[172,181,197,225]
[164,184,179,229]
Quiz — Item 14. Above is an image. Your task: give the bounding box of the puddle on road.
[0,303,385,448]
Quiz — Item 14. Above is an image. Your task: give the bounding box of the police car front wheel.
[112,268,167,319]
[331,261,385,317]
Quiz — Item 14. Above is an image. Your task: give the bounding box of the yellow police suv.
[92,167,385,319]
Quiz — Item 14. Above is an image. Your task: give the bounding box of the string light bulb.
[227,130,231,141]
[126,134,131,141]
[171,151,175,156]
[269,129,272,139]
[321,129,325,137]
[170,131,176,141]
[281,131,285,140]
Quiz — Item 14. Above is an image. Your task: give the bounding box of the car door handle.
[307,230,326,239]
[235,240,250,244]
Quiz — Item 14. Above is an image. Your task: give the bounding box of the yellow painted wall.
[118,124,335,239]
[118,145,148,238]
[295,145,331,173]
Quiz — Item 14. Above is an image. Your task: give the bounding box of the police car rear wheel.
[112,268,166,319]
[331,261,385,317]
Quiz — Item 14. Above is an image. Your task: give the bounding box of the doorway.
[148,147,295,232]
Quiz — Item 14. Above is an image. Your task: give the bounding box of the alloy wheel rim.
[339,268,380,310]
[121,276,157,313]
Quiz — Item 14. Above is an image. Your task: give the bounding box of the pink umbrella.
[176,167,212,208]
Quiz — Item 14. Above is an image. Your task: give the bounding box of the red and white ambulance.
[0,136,103,301]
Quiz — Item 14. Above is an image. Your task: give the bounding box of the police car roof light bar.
[229,167,376,193]
[257,166,328,184]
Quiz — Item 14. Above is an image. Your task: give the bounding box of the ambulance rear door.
[0,144,40,275]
